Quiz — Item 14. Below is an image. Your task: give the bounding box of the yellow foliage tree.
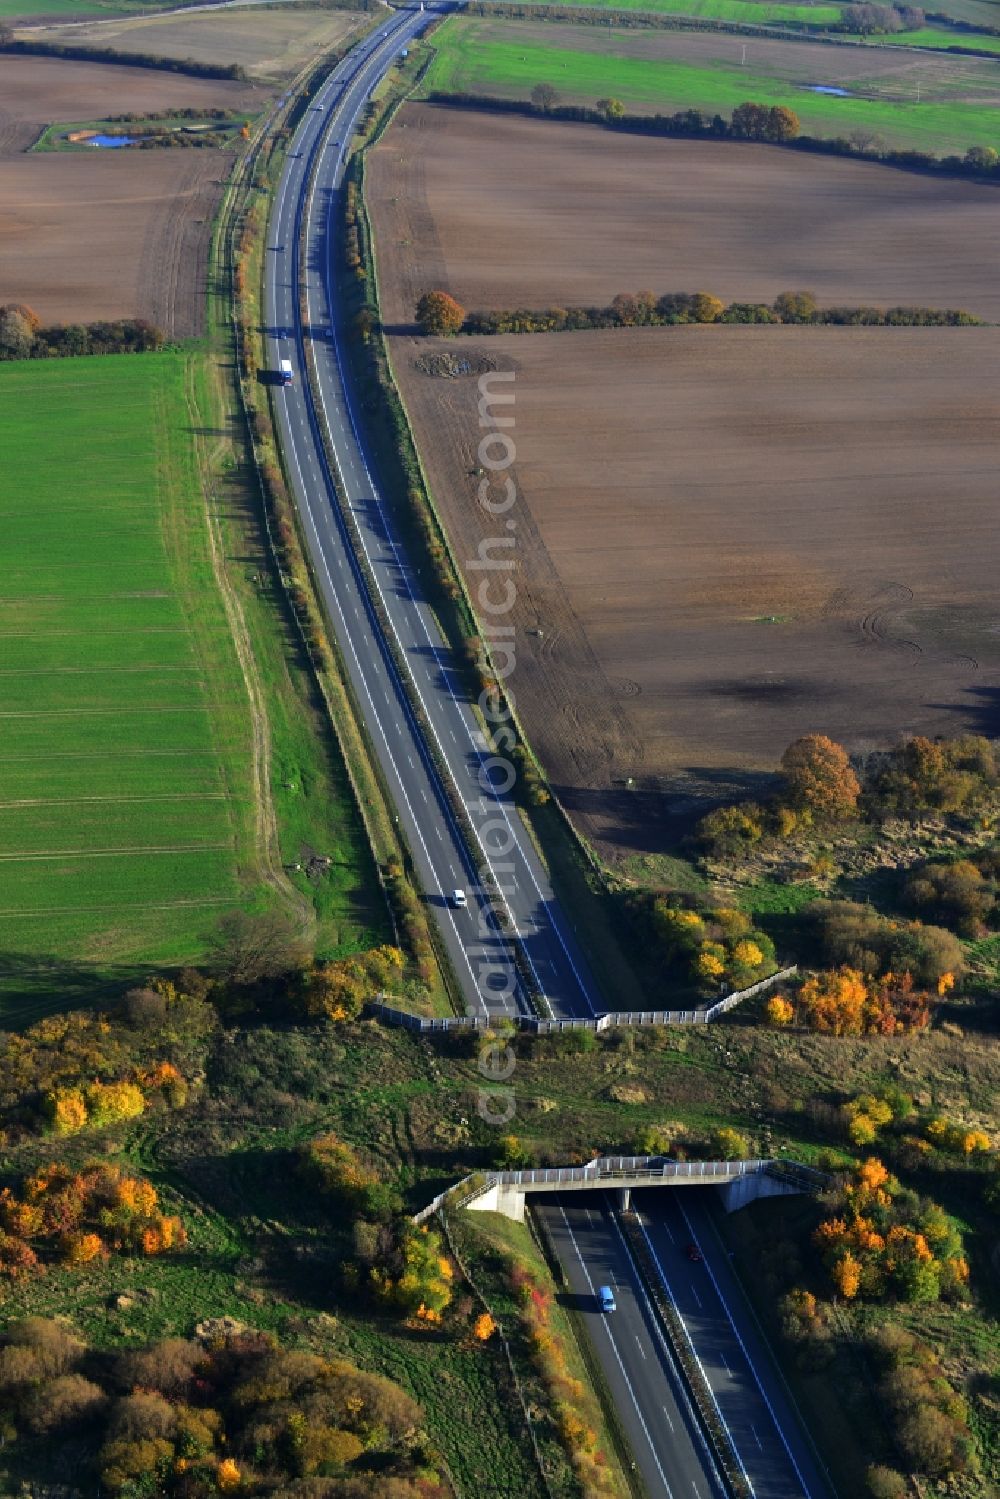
[695,950,725,984]
[832,1251,861,1300]
[473,1312,497,1342]
[732,939,764,971]
[85,1081,146,1129]
[217,1457,242,1491]
[765,995,794,1027]
[60,1231,104,1266]
[962,1131,991,1154]
[45,1088,89,1137]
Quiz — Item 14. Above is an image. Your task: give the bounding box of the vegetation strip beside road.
[352,46,651,1014]
[216,24,428,974]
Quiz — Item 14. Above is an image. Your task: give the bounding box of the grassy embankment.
[218,37,458,1012]
[422,15,1000,152]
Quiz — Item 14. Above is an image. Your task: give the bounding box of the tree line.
[0,33,246,80]
[427,89,1000,178]
[0,304,166,361]
[415,287,980,337]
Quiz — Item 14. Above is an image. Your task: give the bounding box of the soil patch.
[0,149,227,335]
[369,103,1000,322]
[21,6,369,82]
[0,56,257,334]
[390,326,1000,861]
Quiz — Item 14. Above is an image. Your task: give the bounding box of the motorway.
[264,6,603,1021]
[536,1196,728,1499]
[537,1192,834,1499]
[636,1193,832,1499]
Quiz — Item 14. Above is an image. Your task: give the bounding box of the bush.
[811,901,963,985]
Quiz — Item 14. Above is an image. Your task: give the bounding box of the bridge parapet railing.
[365,966,797,1035]
[499,1157,770,1189]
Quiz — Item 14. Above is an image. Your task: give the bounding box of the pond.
[87,134,136,148]
[806,84,853,96]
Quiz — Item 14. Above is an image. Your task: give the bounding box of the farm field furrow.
[0,354,255,1016]
[420,16,1000,152]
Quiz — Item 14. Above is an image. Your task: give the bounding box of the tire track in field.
[182,360,314,939]
[0,897,240,919]
[0,844,231,861]
[0,794,228,808]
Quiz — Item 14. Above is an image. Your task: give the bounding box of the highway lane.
[535,1196,728,1499]
[634,1192,835,1499]
[264,5,603,1019]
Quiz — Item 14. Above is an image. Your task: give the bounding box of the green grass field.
[0,354,258,1019]
[423,17,1000,152]
[513,0,843,23]
[503,0,1000,55]
[857,23,1000,52]
[0,0,171,15]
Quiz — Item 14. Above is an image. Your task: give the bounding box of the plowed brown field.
[23,7,369,82]
[0,57,258,334]
[390,327,1000,859]
[368,103,1000,322]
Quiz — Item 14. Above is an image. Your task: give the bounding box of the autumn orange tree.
[813,1158,967,1304]
[781,734,860,820]
[791,966,936,1037]
[415,290,466,336]
[0,1162,185,1276]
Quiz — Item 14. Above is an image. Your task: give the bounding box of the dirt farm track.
[390,327,1000,859]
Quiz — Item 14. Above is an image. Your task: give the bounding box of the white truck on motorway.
[279,358,294,385]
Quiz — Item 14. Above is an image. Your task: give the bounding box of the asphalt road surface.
[264,5,603,1021]
[635,1192,835,1499]
[535,1195,728,1499]
[536,1191,837,1499]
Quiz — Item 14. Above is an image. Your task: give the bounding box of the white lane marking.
[273,336,500,1018]
[751,1425,763,1451]
[635,1335,647,1360]
[289,30,530,1016]
[676,1199,816,1498]
[690,1284,704,1310]
[630,1216,753,1497]
[720,1354,732,1378]
[556,1206,675,1499]
[662,1405,675,1433]
[312,103,598,1018]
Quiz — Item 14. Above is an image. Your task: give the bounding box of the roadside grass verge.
[420,16,1000,152]
[200,67,395,968]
